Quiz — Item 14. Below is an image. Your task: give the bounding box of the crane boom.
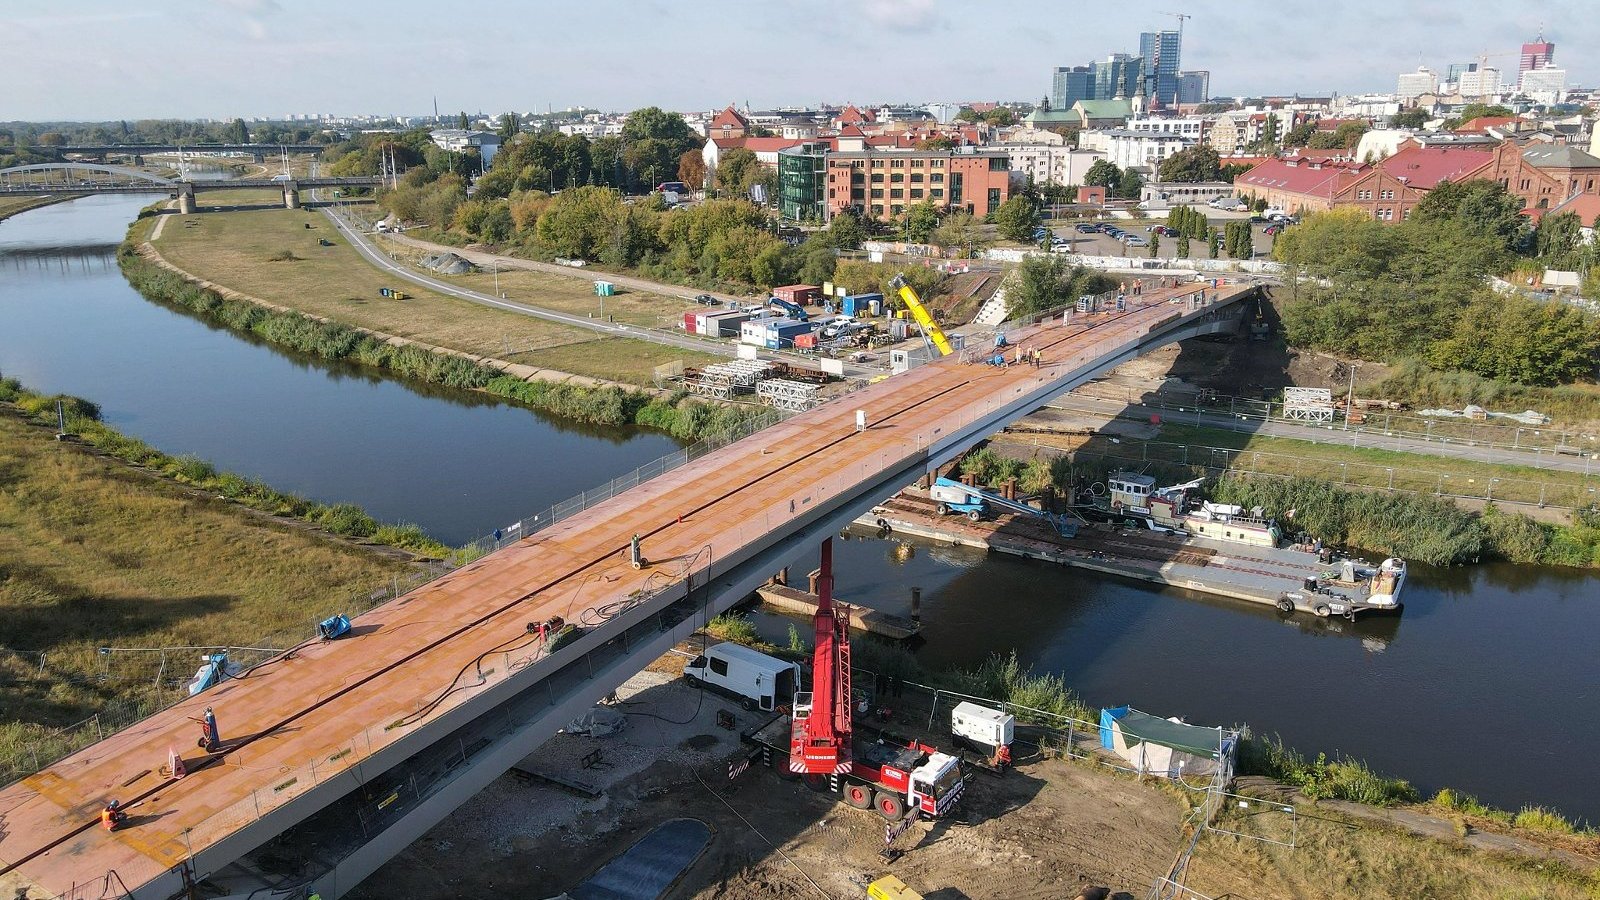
[889,274,954,356]
[791,538,852,776]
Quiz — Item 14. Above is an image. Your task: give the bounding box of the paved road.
[323,210,883,378]
[322,208,733,359]
[1048,393,1600,475]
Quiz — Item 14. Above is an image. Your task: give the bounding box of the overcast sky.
[6,0,1594,122]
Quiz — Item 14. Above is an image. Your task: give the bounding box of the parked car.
[1146,224,1168,234]
[1075,222,1101,233]
[1124,235,1149,247]
[694,293,719,306]
[1263,224,1283,236]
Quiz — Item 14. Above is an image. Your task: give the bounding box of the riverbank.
[137,205,718,385]
[0,379,414,775]
[118,239,761,441]
[0,194,84,223]
[655,628,1600,897]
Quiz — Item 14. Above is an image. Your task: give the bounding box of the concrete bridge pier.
[283,184,301,209]
[176,183,196,214]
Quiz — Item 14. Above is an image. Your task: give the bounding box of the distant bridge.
[46,143,326,163]
[0,163,384,211]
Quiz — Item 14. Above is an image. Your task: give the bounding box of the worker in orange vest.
[101,799,128,831]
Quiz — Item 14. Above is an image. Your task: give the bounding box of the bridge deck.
[0,281,1251,896]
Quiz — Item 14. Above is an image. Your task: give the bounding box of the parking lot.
[1041,210,1281,261]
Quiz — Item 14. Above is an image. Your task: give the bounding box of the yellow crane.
[888,274,954,357]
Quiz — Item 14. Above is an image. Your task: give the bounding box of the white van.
[683,643,801,712]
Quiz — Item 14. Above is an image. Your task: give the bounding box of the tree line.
[1272,179,1599,387]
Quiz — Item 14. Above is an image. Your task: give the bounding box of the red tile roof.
[1455,116,1517,133]
[1548,192,1600,228]
[1236,158,1362,198]
[1377,145,1493,189]
[741,137,811,153]
[710,106,749,129]
[837,105,876,124]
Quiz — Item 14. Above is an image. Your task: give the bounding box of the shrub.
[1513,805,1579,834]
[704,613,761,646]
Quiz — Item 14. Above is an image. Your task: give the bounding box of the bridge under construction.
[0,279,1256,899]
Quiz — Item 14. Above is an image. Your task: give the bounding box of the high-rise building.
[1093,54,1144,100]
[1396,66,1438,99]
[1446,62,1477,85]
[1458,66,1502,99]
[1520,33,1554,76]
[1051,66,1095,111]
[1138,30,1182,106]
[1177,71,1210,104]
[1520,66,1567,101]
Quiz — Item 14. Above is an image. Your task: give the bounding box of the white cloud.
[860,0,942,33]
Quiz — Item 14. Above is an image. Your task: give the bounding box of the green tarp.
[1104,707,1222,757]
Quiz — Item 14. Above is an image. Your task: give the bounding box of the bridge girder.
[0,162,176,186]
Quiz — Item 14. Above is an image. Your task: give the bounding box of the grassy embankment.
[0,194,85,222]
[989,424,1600,567]
[0,379,410,770]
[141,205,719,385]
[124,213,756,440]
[704,617,1598,892]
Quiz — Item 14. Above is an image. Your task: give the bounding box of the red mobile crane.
[737,538,965,821]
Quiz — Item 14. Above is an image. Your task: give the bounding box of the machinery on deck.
[736,539,965,822]
[928,476,1080,537]
[889,275,953,357]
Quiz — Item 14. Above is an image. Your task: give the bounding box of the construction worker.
[101,799,128,831]
[190,706,221,752]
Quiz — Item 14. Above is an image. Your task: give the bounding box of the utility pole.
[1344,362,1360,431]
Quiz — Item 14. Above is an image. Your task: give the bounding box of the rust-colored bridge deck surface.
[0,281,1248,896]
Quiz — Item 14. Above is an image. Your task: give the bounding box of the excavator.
[888,274,954,357]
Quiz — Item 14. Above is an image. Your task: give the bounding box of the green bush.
[1512,805,1580,834]
[1239,732,1417,806]
[704,613,762,647]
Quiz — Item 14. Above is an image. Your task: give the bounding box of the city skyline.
[4,0,1596,121]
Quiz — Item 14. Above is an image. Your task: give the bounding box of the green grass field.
[148,207,714,385]
[0,404,406,760]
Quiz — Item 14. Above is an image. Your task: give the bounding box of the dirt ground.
[357,661,1187,900]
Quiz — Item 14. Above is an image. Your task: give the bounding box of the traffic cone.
[168,747,187,780]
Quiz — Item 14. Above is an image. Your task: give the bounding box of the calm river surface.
[4,195,1596,825]
[0,195,679,544]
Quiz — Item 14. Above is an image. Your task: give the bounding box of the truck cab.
[683,643,800,712]
[908,753,965,817]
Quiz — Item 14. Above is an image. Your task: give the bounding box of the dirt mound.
[418,252,477,275]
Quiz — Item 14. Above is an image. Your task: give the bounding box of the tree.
[497,113,519,143]
[1390,108,1430,129]
[1534,211,1582,262]
[1208,228,1220,259]
[1116,169,1144,201]
[1250,116,1281,151]
[916,135,955,151]
[677,149,707,188]
[229,118,250,143]
[1175,234,1190,258]
[905,201,941,243]
[1225,219,1253,259]
[1429,294,1600,385]
[1282,122,1317,148]
[824,210,865,250]
[1444,103,1513,130]
[991,195,1040,242]
[1085,159,1122,190]
[1413,178,1527,257]
[931,211,984,254]
[1148,232,1160,258]
[1306,122,1368,150]
[982,108,1017,127]
[1157,145,1223,183]
[457,111,470,130]
[714,147,760,195]
[1007,255,1119,318]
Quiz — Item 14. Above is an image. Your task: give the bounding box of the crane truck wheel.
[844,783,873,809]
[873,791,906,820]
[802,773,831,793]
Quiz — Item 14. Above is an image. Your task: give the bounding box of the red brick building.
[708,106,749,141]
[1331,145,1493,221]
[1482,142,1600,213]
[824,149,1012,221]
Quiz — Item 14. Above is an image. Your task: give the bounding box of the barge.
[862,487,1405,619]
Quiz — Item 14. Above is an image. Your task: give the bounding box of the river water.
[3,196,1596,825]
[0,195,679,545]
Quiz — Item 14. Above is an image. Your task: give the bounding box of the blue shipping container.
[842,292,883,317]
